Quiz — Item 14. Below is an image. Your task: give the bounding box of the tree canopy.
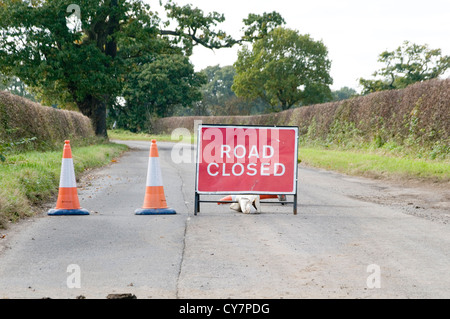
[110,54,206,131]
[197,65,271,116]
[359,41,450,94]
[0,74,36,101]
[0,0,285,136]
[232,27,333,111]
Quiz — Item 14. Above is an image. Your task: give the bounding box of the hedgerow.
[155,79,449,159]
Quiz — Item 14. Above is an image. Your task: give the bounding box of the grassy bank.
[299,147,449,182]
[108,129,196,144]
[0,142,128,229]
[108,129,173,142]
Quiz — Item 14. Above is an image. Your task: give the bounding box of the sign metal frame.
[194,124,299,215]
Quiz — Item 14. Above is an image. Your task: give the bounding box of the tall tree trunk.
[77,95,108,138]
[93,99,107,137]
[78,0,118,138]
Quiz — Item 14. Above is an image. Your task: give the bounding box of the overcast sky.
[150,0,450,92]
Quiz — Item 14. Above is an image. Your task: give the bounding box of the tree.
[0,0,146,136]
[359,41,450,94]
[0,0,285,137]
[0,73,36,101]
[331,87,357,101]
[201,65,236,108]
[232,27,333,111]
[199,65,271,115]
[110,54,206,131]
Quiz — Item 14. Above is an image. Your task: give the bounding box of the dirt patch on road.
[297,162,449,225]
[348,177,450,224]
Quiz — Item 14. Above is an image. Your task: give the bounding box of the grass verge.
[108,129,196,144]
[299,147,449,182]
[0,142,128,229]
[108,129,174,142]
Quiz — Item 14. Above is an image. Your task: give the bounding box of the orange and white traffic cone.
[48,140,89,215]
[135,139,176,215]
[218,195,238,204]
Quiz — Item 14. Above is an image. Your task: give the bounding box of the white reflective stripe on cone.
[146,157,163,187]
[59,158,77,188]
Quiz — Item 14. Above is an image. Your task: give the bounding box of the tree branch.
[159,29,243,50]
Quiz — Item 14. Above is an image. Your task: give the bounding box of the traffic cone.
[48,140,89,215]
[135,139,176,215]
[218,195,238,204]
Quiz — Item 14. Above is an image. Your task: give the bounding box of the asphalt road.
[0,140,449,299]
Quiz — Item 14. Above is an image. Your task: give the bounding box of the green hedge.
[0,90,95,152]
[155,79,449,158]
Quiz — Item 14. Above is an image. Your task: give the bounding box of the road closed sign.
[196,124,299,194]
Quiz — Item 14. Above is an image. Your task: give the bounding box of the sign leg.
[194,192,199,215]
[293,194,298,215]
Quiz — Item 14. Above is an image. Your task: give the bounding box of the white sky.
[149,0,450,92]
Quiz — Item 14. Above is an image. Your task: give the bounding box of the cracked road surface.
[0,140,449,298]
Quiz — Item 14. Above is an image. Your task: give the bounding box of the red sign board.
[196,125,299,194]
